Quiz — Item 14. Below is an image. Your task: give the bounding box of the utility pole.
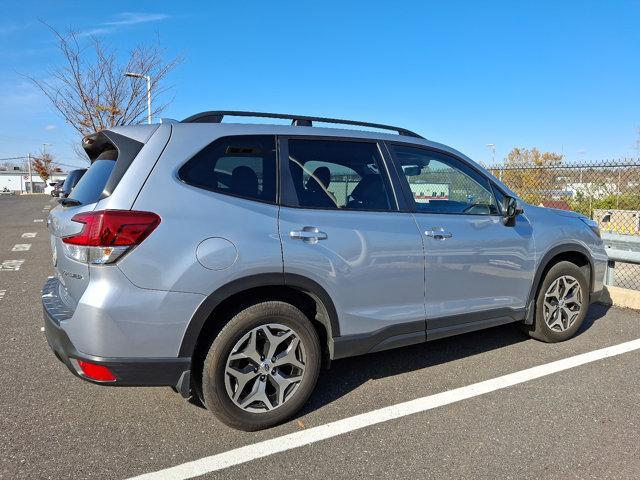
[27,153,33,194]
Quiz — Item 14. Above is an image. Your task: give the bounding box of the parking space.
[1,195,640,479]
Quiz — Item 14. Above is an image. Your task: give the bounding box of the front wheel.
[526,261,589,343]
[201,301,321,431]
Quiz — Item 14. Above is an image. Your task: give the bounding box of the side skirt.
[330,308,526,360]
[426,307,526,341]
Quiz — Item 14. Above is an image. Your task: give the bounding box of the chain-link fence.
[487,159,640,291]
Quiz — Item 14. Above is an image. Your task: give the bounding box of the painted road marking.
[11,244,31,252]
[33,219,44,223]
[0,260,25,271]
[0,290,5,301]
[128,338,640,480]
[43,205,51,209]
[22,233,37,238]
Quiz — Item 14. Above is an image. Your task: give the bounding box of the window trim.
[176,134,279,206]
[277,135,400,213]
[384,141,505,217]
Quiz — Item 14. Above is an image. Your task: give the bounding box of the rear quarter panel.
[118,124,283,295]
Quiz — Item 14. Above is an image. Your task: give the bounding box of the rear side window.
[179,135,276,203]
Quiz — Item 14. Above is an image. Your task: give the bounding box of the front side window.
[285,139,393,211]
[179,135,276,203]
[390,145,498,215]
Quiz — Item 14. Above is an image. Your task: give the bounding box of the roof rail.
[181,111,424,139]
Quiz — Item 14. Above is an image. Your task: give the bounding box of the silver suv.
[43,111,607,430]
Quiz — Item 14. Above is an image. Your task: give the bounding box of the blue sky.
[0,1,639,169]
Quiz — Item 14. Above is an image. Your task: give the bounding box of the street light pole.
[27,153,33,194]
[486,143,496,165]
[124,72,152,124]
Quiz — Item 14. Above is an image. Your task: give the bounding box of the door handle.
[425,228,453,240]
[290,226,328,244]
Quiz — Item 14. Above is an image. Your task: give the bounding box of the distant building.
[0,170,67,193]
[409,183,450,203]
[539,200,572,211]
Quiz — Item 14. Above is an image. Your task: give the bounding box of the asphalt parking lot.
[2,194,640,480]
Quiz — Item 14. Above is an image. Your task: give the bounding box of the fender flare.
[524,243,594,324]
[178,273,340,357]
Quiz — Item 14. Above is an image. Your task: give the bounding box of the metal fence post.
[605,260,616,286]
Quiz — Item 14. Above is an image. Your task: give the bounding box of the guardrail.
[601,233,640,288]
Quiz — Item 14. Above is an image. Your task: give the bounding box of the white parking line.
[11,244,31,252]
[128,338,640,480]
[33,219,43,223]
[0,260,25,271]
[22,232,37,238]
[0,289,5,301]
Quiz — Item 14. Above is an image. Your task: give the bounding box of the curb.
[598,285,640,310]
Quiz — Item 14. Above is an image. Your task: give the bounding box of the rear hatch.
[48,128,151,309]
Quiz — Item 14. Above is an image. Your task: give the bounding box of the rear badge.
[60,269,83,280]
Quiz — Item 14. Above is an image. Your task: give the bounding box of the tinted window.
[68,162,113,205]
[286,139,393,211]
[391,145,498,215]
[179,135,276,203]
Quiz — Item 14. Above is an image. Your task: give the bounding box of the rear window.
[68,159,115,205]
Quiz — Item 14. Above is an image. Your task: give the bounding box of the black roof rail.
[181,111,424,139]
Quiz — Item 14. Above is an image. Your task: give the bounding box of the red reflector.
[77,360,117,381]
[63,210,160,247]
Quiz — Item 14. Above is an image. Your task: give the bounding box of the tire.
[525,261,589,343]
[201,301,321,431]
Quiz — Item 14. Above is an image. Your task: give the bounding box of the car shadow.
[187,303,610,415]
[297,302,611,417]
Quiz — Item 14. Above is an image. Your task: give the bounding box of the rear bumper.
[42,278,191,390]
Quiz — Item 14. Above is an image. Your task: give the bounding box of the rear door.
[278,137,426,350]
[387,143,535,339]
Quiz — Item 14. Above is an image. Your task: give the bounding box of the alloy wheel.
[224,323,306,413]
[543,275,583,332]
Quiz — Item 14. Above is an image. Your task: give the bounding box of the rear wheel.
[201,301,320,431]
[526,261,589,342]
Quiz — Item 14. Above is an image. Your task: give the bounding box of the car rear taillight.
[61,210,160,264]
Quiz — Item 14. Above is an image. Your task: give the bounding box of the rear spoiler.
[81,129,148,198]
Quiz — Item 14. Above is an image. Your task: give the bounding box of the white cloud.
[77,12,169,37]
[103,13,170,27]
[45,125,56,131]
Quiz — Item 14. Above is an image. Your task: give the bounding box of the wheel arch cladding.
[525,243,593,324]
[178,273,340,359]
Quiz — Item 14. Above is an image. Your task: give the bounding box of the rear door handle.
[425,228,452,240]
[290,226,328,244]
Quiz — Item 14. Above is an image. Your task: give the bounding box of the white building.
[0,169,67,194]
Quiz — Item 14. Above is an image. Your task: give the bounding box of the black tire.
[201,301,321,431]
[525,261,589,343]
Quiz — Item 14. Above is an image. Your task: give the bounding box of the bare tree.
[32,149,55,183]
[28,24,180,136]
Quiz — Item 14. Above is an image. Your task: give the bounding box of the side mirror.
[502,196,523,226]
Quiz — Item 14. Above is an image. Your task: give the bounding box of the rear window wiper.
[58,198,82,207]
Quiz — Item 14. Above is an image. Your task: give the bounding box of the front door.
[278,137,426,351]
[387,144,535,339]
